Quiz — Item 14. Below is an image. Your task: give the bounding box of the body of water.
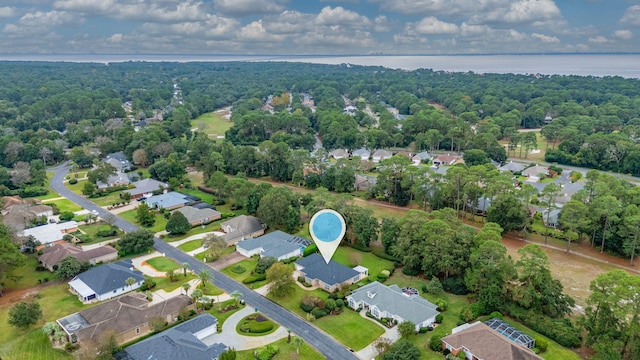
[1,53,639,78]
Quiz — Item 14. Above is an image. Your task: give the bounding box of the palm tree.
[291,336,304,358]
[198,269,213,289]
[125,277,136,290]
[191,289,203,311]
[230,290,242,306]
[182,282,191,296]
[182,262,190,277]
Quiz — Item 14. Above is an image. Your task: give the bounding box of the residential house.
[103,152,133,172]
[144,192,190,210]
[347,281,440,331]
[294,253,366,292]
[38,243,118,271]
[2,202,54,231]
[174,206,221,226]
[354,174,377,191]
[220,215,266,245]
[57,292,192,345]
[412,151,433,165]
[541,208,561,228]
[522,165,549,182]
[396,151,412,159]
[352,148,371,160]
[441,321,541,360]
[114,314,226,360]
[68,260,145,302]
[499,161,526,173]
[97,172,131,189]
[470,197,492,217]
[432,154,458,167]
[329,149,349,160]
[124,178,168,199]
[372,149,392,163]
[236,230,311,261]
[19,221,79,249]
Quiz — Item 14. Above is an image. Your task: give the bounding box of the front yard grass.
[42,199,82,213]
[221,259,269,288]
[235,336,323,360]
[151,274,197,292]
[146,257,180,272]
[163,222,222,242]
[209,299,245,327]
[332,246,394,278]
[177,239,203,252]
[77,222,121,244]
[119,208,167,233]
[5,254,56,290]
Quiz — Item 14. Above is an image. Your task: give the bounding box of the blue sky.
[0,0,638,55]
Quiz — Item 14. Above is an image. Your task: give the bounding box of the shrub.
[442,277,469,295]
[242,273,266,284]
[231,265,246,274]
[376,274,388,282]
[535,338,548,353]
[59,211,75,221]
[427,276,444,294]
[256,345,278,360]
[335,299,344,308]
[303,244,317,257]
[255,256,276,274]
[505,305,581,348]
[96,227,118,237]
[436,299,448,312]
[311,307,328,319]
[64,342,79,352]
[435,314,444,323]
[241,321,273,334]
[429,334,443,352]
[402,267,420,276]
[139,278,156,291]
[489,311,504,320]
[68,178,78,184]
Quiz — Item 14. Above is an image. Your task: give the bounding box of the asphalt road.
[50,163,358,360]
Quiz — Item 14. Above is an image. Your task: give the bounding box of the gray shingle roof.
[175,206,221,224]
[237,230,310,259]
[145,192,190,209]
[499,161,526,173]
[115,314,227,360]
[125,178,168,197]
[75,260,145,295]
[295,253,360,286]
[348,281,439,326]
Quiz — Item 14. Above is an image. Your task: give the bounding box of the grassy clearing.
[151,274,197,292]
[332,246,394,278]
[179,187,216,205]
[146,257,180,272]
[191,110,233,138]
[162,222,222,242]
[119,208,168,233]
[235,337,324,360]
[42,199,82,213]
[5,254,55,290]
[221,259,269,288]
[177,239,203,252]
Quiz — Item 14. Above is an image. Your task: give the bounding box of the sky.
[0,0,639,55]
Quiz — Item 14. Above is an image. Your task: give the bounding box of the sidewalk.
[131,251,167,277]
[355,309,400,360]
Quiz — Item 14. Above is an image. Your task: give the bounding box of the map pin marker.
[309,209,346,264]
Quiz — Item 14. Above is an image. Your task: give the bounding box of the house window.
[324,284,330,291]
[113,290,117,293]
[371,307,380,318]
[135,327,140,334]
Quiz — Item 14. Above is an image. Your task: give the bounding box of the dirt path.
[0,281,62,308]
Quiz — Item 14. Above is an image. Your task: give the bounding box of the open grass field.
[42,198,83,213]
[177,239,203,252]
[332,246,394,278]
[119,208,168,233]
[146,256,180,271]
[0,284,86,360]
[4,254,56,290]
[235,337,324,360]
[500,130,547,162]
[221,259,269,289]
[191,108,233,139]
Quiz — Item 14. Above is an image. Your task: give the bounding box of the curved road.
[50,163,357,360]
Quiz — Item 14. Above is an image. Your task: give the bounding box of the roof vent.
[367,291,376,299]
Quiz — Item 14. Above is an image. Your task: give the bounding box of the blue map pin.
[309,209,346,264]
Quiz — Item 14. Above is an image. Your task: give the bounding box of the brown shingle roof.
[442,323,542,360]
[38,243,117,268]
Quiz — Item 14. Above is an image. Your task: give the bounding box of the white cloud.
[107,33,123,43]
[262,10,314,34]
[214,0,284,17]
[54,0,210,22]
[237,19,286,41]
[588,36,608,44]
[531,32,559,43]
[3,10,78,35]
[315,6,370,27]
[374,15,390,32]
[613,29,633,40]
[413,16,459,35]
[621,5,640,26]
[140,14,238,39]
[473,0,562,25]
[0,6,18,18]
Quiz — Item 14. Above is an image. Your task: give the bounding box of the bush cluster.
[505,305,581,348]
[242,273,266,284]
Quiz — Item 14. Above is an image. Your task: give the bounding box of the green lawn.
[77,222,121,244]
[235,337,324,360]
[42,199,83,213]
[146,256,180,271]
[235,313,279,336]
[209,299,245,326]
[162,222,222,242]
[332,246,394,278]
[151,274,197,292]
[195,282,225,296]
[179,187,216,205]
[0,284,86,360]
[5,254,56,290]
[191,110,233,138]
[119,208,168,233]
[177,239,203,252]
[267,286,383,351]
[221,259,269,289]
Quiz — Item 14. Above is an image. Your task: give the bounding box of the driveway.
[209,252,246,271]
[355,310,400,360]
[50,162,358,360]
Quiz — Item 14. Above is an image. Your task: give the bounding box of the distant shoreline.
[1,53,639,78]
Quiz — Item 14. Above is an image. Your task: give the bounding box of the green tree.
[559,200,589,254]
[266,263,295,298]
[198,268,213,288]
[182,282,191,296]
[125,277,136,290]
[165,211,191,235]
[486,193,527,233]
[135,202,156,227]
[382,339,420,360]
[0,224,25,296]
[257,187,299,231]
[220,348,237,360]
[203,234,227,261]
[465,240,513,314]
[540,183,561,244]
[182,262,190,276]
[87,162,117,184]
[463,149,490,166]
[8,301,43,328]
[117,230,155,256]
[55,256,88,279]
[380,217,399,254]
[397,321,416,338]
[291,336,304,358]
[620,206,640,265]
[207,171,228,202]
[82,181,96,196]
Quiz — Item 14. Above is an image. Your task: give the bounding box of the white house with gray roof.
[295,253,365,292]
[124,178,168,199]
[68,260,145,302]
[347,281,440,331]
[236,230,311,261]
[174,206,221,226]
